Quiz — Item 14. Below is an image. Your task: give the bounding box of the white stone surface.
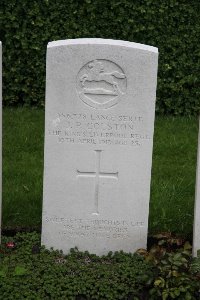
[193,117,200,257]
[0,42,2,244]
[41,38,158,255]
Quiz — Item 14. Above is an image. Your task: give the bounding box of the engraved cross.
[77,150,118,215]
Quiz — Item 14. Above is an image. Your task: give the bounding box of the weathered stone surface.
[193,117,200,257]
[41,38,158,255]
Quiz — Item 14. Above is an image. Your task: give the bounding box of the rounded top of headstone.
[47,38,158,53]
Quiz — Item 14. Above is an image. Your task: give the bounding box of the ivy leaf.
[13,266,27,276]
[0,266,8,277]
[184,242,192,251]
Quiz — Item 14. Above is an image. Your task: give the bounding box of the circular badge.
[76,59,127,109]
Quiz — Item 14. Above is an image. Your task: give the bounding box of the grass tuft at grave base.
[0,232,200,299]
[2,108,199,238]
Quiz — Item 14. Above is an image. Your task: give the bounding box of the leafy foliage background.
[1,232,200,299]
[0,0,199,114]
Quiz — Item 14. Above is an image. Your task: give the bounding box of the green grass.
[2,107,44,229]
[2,108,199,238]
[150,117,199,238]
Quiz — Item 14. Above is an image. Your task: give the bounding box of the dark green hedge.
[0,0,200,114]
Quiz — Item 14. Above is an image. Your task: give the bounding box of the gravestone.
[0,42,2,244]
[193,117,200,257]
[41,38,158,255]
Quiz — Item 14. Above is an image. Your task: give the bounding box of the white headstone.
[193,117,200,257]
[41,38,158,255]
[0,42,2,244]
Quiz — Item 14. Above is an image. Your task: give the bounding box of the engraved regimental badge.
[77,59,127,109]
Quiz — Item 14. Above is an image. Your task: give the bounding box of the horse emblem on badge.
[77,59,127,109]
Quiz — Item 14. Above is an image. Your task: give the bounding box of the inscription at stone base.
[44,216,144,240]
